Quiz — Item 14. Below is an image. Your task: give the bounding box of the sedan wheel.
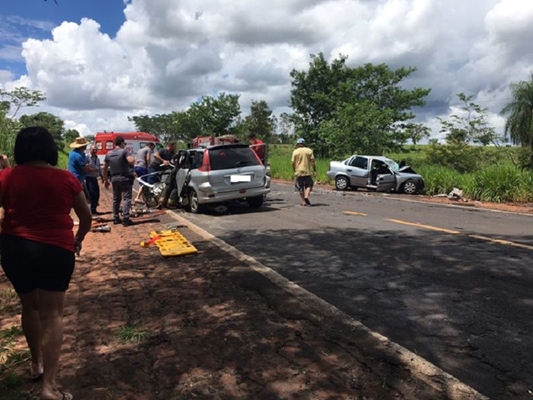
[401,180,419,195]
[335,176,350,191]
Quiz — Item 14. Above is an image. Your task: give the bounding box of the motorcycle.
[136,163,175,208]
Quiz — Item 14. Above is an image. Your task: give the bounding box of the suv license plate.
[230,174,252,183]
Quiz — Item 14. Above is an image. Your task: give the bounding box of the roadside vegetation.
[2,56,533,203]
[268,144,533,203]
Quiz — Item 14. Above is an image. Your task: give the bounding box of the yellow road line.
[387,218,533,251]
[343,211,367,216]
[385,219,462,234]
[468,235,533,251]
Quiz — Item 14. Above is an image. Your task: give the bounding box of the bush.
[425,142,483,173]
[416,165,465,195]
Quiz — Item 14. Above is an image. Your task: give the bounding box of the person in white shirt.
[133,142,155,204]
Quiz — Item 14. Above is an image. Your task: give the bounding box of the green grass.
[269,153,330,183]
[0,325,29,396]
[115,324,150,344]
[0,326,23,341]
[58,149,69,169]
[268,144,533,203]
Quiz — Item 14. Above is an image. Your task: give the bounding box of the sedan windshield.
[384,159,400,171]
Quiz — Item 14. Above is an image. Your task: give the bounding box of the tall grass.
[465,167,533,203]
[415,165,466,196]
[268,153,330,183]
[268,144,533,203]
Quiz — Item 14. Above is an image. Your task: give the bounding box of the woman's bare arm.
[72,192,92,245]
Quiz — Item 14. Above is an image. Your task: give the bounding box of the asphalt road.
[172,183,533,399]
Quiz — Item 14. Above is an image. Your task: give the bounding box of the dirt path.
[1,189,489,399]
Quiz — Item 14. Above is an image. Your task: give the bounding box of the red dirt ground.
[0,186,502,399]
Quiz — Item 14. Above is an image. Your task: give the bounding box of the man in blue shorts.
[133,142,155,204]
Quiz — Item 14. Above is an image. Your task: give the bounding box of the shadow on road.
[50,241,455,400]
[215,225,533,399]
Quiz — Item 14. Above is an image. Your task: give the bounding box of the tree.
[402,123,431,145]
[128,113,179,143]
[0,87,46,119]
[63,129,81,145]
[289,53,350,154]
[322,100,397,158]
[0,107,20,157]
[0,87,46,159]
[19,112,65,149]
[427,93,503,173]
[501,73,533,167]
[186,92,241,137]
[277,112,296,144]
[439,93,499,145]
[289,53,430,157]
[243,100,277,143]
[128,93,242,144]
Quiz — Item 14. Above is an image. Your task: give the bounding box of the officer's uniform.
[104,148,134,222]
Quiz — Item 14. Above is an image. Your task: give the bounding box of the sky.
[1,0,532,141]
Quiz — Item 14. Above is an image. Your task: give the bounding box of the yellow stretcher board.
[143,229,198,257]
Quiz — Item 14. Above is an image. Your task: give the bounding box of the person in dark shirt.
[147,142,176,184]
[102,136,135,226]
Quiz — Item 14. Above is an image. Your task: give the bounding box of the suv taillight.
[198,149,211,172]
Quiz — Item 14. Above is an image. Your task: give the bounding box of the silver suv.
[175,144,271,213]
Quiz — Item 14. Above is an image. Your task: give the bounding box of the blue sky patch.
[0,0,126,76]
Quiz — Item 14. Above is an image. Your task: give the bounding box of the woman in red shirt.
[0,127,92,400]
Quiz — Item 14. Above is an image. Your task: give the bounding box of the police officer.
[102,136,135,226]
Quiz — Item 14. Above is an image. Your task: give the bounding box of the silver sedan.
[326,155,425,194]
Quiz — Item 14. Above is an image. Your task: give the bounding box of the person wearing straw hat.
[68,137,96,185]
[68,137,96,204]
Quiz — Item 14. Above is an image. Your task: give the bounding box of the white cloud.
[2,0,533,140]
[0,44,22,62]
[0,70,15,84]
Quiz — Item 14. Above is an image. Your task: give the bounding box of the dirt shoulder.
[1,189,487,399]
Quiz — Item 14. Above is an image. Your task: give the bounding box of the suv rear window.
[208,147,261,171]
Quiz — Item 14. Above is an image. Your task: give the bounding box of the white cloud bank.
[1,0,533,141]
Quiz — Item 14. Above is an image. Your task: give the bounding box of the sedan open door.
[375,166,396,192]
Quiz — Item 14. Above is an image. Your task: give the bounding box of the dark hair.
[114,136,125,146]
[14,126,58,166]
[248,133,256,139]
